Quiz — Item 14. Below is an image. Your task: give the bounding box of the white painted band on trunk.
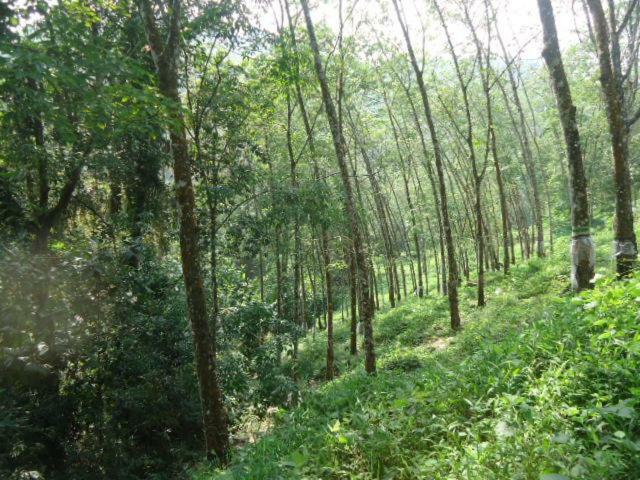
[613,240,637,257]
[571,235,595,289]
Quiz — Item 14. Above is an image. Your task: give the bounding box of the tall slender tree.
[299,0,376,373]
[437,0,489,307]
[495,21,546,258]
[137,0,228,460]
[392,0,461,329]
[538,0,595,290]
[586,0,637,276]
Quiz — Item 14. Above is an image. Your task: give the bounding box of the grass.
[192,224,640,479]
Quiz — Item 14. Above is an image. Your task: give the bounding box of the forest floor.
[193,222,640,479]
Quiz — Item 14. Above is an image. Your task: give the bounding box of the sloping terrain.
[195,232,640,480]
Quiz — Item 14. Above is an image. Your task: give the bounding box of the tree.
[436,0,489,307]
[137,0,229,460]
[538,0,595,290]
[586,0,637,276]
[495,19,546,259]
[391,0,461,329]
[299,0,376,373]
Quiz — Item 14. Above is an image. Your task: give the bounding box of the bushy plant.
[219,301,300,411]
[0,244,203,479]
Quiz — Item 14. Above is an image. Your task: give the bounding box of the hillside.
[195,228,640,479]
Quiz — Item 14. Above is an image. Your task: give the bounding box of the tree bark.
[392,0,461,329]
[348,246,358,355]
[138,0,228,460]
[300,0,375,373]
[586,0,637,276]
[538,0,595,290]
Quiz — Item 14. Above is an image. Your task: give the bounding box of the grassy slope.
[196,227,640,479]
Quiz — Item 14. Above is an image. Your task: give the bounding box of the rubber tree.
[299,0,376,373]
[586,0,637,276]
[137,0,229,460]
[436,0,489,307]
[494,21,546,258]
[538,0,595,290]
[391,0,461,329]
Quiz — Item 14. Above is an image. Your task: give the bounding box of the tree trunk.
[348,246,358,355]
[382,93,425,297]
[440,0,488,306]
[285,92,303,355]
[393,0,461,329]
[586,0,637,276]
[138,0,228,460]
[401,78,447,296]
[538,0,595,290]
[284,0,336,376]
[350,116,397,307]
[495,26,545,258]
[300,0,375,373]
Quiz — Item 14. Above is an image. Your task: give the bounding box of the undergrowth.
[192,229,640,479]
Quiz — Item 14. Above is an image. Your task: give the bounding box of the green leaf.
[551,432,571,444]
[564,406,580,416]
[392,398,408,409]
[602,401,635,419]
[287,450,307,467]
[494,420,514,439]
